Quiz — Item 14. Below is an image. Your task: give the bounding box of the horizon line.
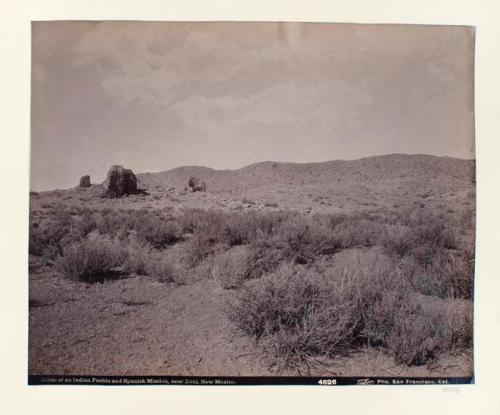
[30,152,475,193]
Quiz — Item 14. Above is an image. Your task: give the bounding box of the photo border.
[1,1,499,414]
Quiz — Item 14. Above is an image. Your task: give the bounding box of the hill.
[135,154,475,214]
[138,154,474,193]
[31,154,475,215]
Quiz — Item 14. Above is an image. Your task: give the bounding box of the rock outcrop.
[79,175,91,188]
[188,176,207,192]
[103,165,137,196]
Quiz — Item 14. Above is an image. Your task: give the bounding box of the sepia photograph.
[28,21,475,385]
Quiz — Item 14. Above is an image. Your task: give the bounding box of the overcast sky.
[31,22,475,191]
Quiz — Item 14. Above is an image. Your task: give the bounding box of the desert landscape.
[28,154,475,377]
[28,21,476,381]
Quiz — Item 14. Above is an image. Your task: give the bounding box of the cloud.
[68,22,473,160]
[31,22,475,190]
[172,80,372,135]
[71,23,351,108]
[71,23,471,120]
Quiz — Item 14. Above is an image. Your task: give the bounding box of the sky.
[31,22,475,191]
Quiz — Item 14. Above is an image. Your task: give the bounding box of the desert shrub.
[211,245,251,289]
[401,250,473,299]
[379,208,472,299]
[75,210,98,237]
[387,209,459,249]
[219,211,280,246]
[412,217,458,250]
[144,251,179,283]
[29,223,57,257]
[221,213,251,246]
[177,209,225,242]
[177,209,310,249]
[182,235,214,268]
[271,217,315,263]
[227,250,471,368]
[95,210,128,239]
[243,241,284,280]
[123,236,153,275]
[29,225,63,264]
[390,305,440,365]
[311,212,347,230]
[325,250,413,348]
[175,209,344,277]
[333,217,384,248]
[228,263,325,340]
[29,210,81,261]
[176,209,199,234]
[226,262,368,367]
[270,214,341,263]
[389,298,472,365]
[94,209,182,247]
[55,235,127,283]
[350,251,472,361]
[247,211,286,243]
[382,224,413,258]
[197,211,227,242]
[136,215,181,248]
[28,254,44,273]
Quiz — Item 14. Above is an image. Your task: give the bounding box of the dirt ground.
[28,155,474,377]
[29,265,473,377]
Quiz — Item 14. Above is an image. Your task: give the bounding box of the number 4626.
[318,379,337,385]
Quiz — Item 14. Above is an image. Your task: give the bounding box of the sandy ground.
[29,266,473,377]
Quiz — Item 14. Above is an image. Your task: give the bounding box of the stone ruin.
[79,175,91,188]
[103,165,138,197]
[188,176,207,192]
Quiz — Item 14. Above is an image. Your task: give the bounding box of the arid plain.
[28,154,475,376]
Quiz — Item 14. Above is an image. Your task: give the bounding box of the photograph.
[28,21,475,385]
